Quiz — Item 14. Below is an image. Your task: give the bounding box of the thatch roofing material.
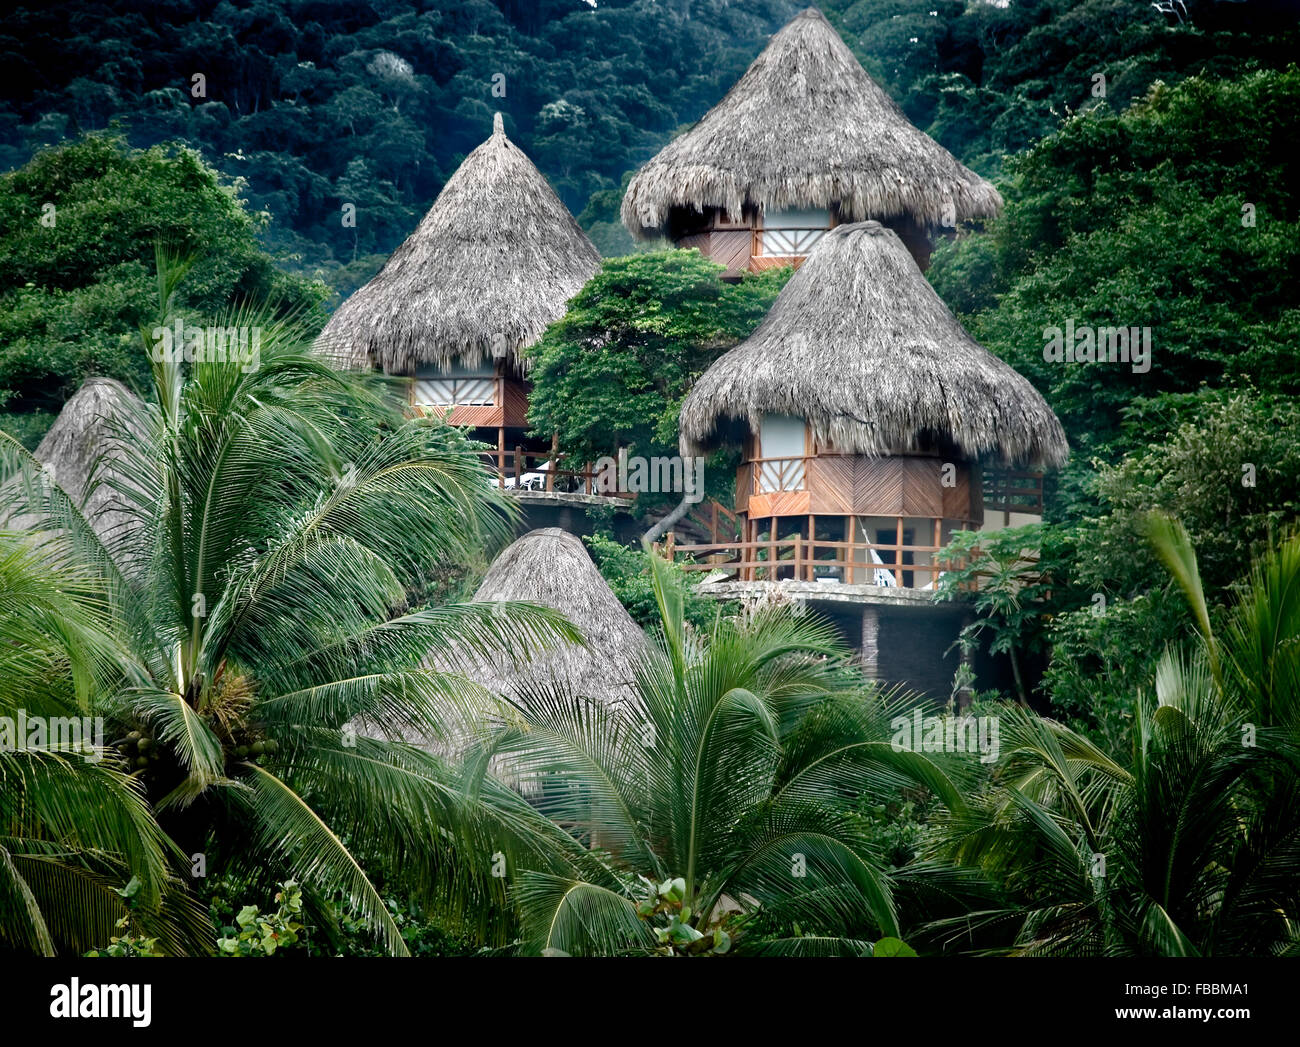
[621,7,1002,239]
[679,221,1069,469]
[20,378,143,545]
[409,529,648,781]
[318,113,601,374]
[453,528,647,708]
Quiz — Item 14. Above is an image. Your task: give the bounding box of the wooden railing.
[983,469,1044,516]
[660,532,966,590]
[756,227,827,258]
[412,376,495,406]
[749,455,808,493]
[488,445,622,497]
[675,498,742,544]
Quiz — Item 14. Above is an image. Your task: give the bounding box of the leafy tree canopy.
[526,249,789,502]
[929,69,1300,481]
[0,132,325,445]
[3,0,1292,294]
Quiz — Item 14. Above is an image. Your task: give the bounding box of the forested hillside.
[2,0,1294,290]
[3,0,1300,965]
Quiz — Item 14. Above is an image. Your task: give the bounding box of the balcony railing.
[982,469,1045,516]
[486,445,629,498]
[751,454,807,493]
[757,227,827,257]
[412,376,495,407]
[659,532,963,590]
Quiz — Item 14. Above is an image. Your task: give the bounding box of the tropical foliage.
[0,535,210,955]
[0,133,325,448]
[4,0,1291,270]
[0,257,580,955]
[1,0,1297,962]
[469,554,966,956]
[928,519,1300,956]
[526,249,789,513]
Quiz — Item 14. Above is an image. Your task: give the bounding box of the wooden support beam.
[895,516,904,587]
[807,514,815,581]
[934,517,943,587]
[768,518,777,582]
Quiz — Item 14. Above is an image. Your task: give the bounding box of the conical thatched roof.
[621,7,1001,239]
[679,221,1068,469]
[318,114,601,374]
[411,529,648,786]
[453,528,647,707]
[15,378,144,545]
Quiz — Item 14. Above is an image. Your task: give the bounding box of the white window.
[756,414,806,491]
[412,360,495,406]
[759,207,829,257]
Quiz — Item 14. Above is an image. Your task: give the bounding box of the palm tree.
[470,554,967,956]
[0,533,211,954]
[0,256,578,955]
[928,515,1300,956]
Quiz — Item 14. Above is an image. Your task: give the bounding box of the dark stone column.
[957,611,976,711]
[860,605,881,679]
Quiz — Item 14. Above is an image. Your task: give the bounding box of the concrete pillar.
[860,605,880,679]
[956,611,975,711]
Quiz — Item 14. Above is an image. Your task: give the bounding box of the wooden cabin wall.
[743,455,976,522]
[671,205,938,273]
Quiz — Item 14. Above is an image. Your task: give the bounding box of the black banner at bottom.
[4,957,1281,1035]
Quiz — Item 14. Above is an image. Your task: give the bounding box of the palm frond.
[516,872,655,957]
[239,761,408,955]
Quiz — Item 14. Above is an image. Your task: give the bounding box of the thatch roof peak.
[621,6,1001,239]
[679,221,1068,469]
[435,528,647,710]
[317,115,601,374]
[410,528,648,785]
[29,378,143,545]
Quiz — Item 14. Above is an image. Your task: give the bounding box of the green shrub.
[584,533,724,631]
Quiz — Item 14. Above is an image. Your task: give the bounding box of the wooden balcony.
[750,226,826,271]
[484,444,632,502]
[660,529,963,590]
[737,453,981,524]
[409,372,530,429]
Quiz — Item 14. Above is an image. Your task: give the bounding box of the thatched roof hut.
[10,378,145,546]
[621,7,1001,241]
[402,529,648,782]
[679,221,1068,469]
[318,114,601,374]
[449,528,647,708]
